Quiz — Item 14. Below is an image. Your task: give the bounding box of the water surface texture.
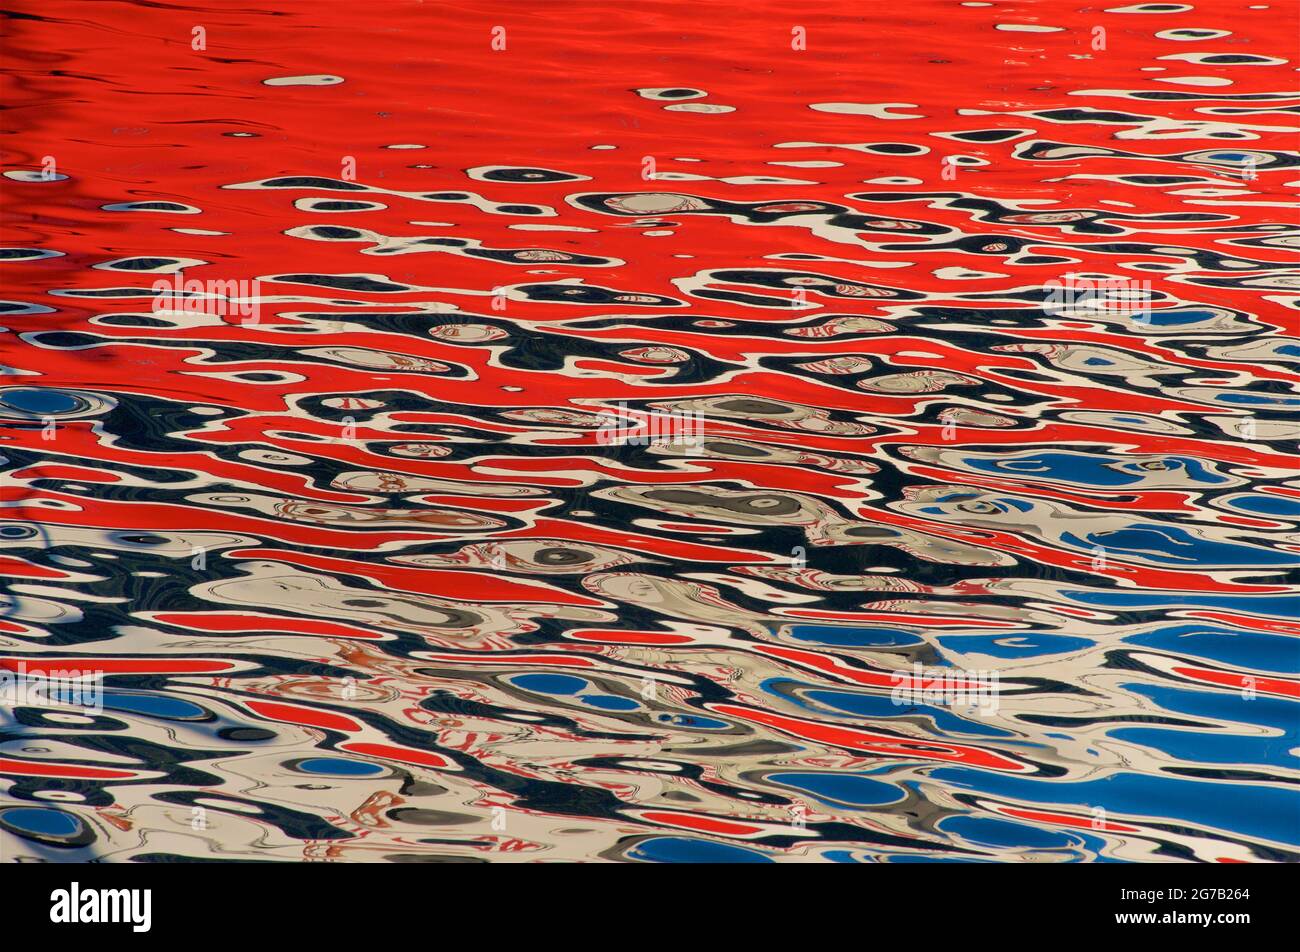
[2,1,1298,862]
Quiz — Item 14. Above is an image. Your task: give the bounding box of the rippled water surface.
[2,0,1298,862]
